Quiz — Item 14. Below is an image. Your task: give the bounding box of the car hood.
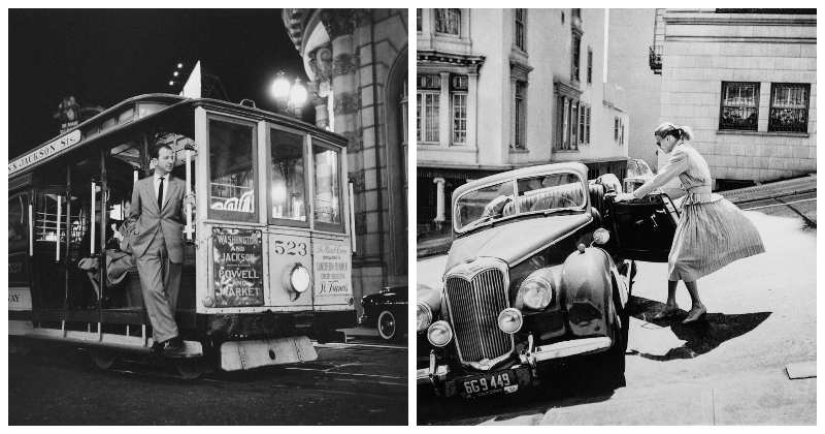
[445,213,592,271]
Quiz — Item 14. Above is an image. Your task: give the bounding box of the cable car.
[8,94,356,377]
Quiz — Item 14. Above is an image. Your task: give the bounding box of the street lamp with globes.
[270,71,308,118]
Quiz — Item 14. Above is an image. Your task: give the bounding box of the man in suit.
[130,144,190,356]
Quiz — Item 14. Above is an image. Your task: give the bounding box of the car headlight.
[417,303,433,333]
[289,263,310,293]
[497,308,523,334]
[593,228,610,245]
[517,269,554,310]
[427,320,453,347]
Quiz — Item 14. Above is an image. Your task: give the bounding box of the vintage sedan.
[360,285,408,341]
[416,162,679,398]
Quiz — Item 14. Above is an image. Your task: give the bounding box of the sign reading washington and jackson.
[9,129,82,175]
[212,227,264,307]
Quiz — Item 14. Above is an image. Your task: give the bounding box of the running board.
[15,326,203,358]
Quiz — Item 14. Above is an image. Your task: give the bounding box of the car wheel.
[377,310,397,341]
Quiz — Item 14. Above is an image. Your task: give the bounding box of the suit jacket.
[129,174,187,263]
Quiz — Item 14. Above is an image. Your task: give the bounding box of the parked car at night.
[360,285,407,341]
[416,162,680,398]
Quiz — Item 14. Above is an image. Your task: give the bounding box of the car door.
[606,192,680,262]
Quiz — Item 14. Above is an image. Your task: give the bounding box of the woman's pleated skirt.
[668,197,765,281]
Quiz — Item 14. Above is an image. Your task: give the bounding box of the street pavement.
[417,201,816,425]
[8,337,407,425]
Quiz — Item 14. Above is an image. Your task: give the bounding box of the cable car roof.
[9,93,347,180]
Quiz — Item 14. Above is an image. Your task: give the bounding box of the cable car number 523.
[272,240,308,256]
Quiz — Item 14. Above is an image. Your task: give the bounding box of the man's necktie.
[157,177,164,211]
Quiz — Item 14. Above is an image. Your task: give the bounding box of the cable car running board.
[19,328,203,358]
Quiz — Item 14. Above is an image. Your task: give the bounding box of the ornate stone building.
[417,9,629,238]
[282,9,408,312]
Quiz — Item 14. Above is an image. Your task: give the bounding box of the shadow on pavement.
[627,295,771,361]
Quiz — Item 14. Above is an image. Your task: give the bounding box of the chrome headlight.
[289,263,310,293]
[417,303,433,333]
[593,228,610,245]
[517,269,554,310]
[497,308,523,334]
[427,320,453,347]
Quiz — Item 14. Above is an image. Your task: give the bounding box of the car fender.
[560,247,617,338]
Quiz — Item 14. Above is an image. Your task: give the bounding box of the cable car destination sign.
[9,129,82,176]
[212,227,265,307]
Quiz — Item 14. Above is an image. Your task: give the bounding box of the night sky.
[8,9,309,159]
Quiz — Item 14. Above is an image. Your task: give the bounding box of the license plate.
[460,371,517,398]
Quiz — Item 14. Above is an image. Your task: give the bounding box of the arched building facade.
[283,9,408,314]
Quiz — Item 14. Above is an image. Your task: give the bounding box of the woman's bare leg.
[666,280,679,308]
[653,280,680,319]
[683,280,707,323]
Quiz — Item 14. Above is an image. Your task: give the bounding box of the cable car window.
[312,143,342,230]
[35,193,67,243]
[9,193,29,252]
[270,129,307,223]
[208,118,258,222]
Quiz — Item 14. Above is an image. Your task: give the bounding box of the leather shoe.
[652,304,680,320]
[162,337,188,357]
[151,341,165,356]
[682,306,707,324]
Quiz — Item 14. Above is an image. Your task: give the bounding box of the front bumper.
[418,336,612,398]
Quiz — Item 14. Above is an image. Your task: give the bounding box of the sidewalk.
[719,173,816,205]
[478,366,816,425]
[338,326,379,339]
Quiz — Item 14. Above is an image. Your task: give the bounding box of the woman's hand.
[613,193,636,203]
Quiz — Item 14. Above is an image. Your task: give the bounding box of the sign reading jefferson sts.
[9,129,82,175]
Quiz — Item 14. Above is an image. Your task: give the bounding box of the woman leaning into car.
[614,122,765,324]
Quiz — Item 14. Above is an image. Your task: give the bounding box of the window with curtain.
[435,9,461,35]
[719,81,760,131]
[417,74,441,144]
[769,83,810,133]
[451,74,468,145]
[515,9,527,51]
[513,81,527,150]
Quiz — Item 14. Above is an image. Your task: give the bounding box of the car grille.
[445,268,513,368]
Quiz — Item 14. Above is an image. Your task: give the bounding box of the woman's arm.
[632,149,689,199]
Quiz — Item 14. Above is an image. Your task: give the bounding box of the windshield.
[626,158,653,180]
[455,172,586,232]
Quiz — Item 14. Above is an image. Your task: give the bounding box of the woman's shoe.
[652,304,680,320]
[682,305,707,324]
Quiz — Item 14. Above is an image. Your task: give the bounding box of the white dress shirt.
[154,173,169,209]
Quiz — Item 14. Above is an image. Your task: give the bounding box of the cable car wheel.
[90,348,117,371]
[175,359,207,380]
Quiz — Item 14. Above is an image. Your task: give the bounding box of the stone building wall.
[659,10,816,183]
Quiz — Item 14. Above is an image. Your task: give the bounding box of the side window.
[35,192,65,243]
[270,128,307,223]
[208,118,258,222]
[312,142,342,230]
[8,193,30,252]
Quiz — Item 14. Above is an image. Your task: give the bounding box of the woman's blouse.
[631,143,721,205]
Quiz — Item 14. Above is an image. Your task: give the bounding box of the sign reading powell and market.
[212,227,264,307]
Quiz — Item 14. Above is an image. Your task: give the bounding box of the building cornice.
[665,36,815,44]
[554,79,582,99]
[664,12,816,27]
[418,50,486,72]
